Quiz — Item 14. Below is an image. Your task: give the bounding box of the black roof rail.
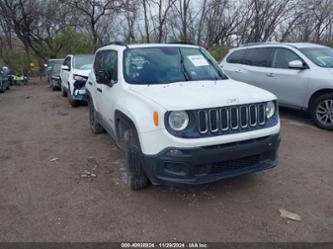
[107,41,128,48]
[240,42,281,47]
[167,41,196,45]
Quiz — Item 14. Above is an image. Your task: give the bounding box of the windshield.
[299,47,333,68]
[51,64,62,74]
[48,59,64,67]
[73,55,94,70]
[124,47,227,85]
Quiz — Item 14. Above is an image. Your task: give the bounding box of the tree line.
[0,0,333,69]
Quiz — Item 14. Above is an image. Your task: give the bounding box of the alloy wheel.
[316,99,333,127]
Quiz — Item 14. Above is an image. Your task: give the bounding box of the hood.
[129,79,276,111]
[72,69,90,77]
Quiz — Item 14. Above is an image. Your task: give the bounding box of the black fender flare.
[114,110,140,149]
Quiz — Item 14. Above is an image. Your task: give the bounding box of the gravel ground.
[0,79,332,242]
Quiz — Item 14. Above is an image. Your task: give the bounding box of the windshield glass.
[299,47,333,68]
[73,55,94,70]
[51,64,62,74]
[124,47,227,84]
[48,59,64,67]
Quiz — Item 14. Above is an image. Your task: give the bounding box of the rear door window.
[243,48,273,67]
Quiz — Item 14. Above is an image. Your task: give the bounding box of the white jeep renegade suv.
[86,43,280,190]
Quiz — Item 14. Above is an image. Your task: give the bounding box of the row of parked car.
[44,41,331,190]
[0,65,29,93]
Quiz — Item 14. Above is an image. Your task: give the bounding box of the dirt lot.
[0,79,332,242]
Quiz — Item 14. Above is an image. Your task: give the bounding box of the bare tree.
[63,0,123,50]
[0,0,71,60]
[149,0,177,42]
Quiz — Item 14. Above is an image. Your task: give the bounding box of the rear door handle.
[88,81,93,86]
[266,73,275,77]
[234,69,243,73]
[97,88,102,93]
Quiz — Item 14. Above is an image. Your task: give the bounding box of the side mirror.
[288,60,306,70]
[61,65,70,71]
[96,70,117,87]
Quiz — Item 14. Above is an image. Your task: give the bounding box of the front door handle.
[88,81,93,86]
[266,73,275,77]
[97,88,102,93]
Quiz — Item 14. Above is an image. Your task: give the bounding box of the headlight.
[168,111,189,131]
[266,101,275,119]
[73,75,87,81]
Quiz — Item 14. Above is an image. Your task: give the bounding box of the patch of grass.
[207,46,234,62]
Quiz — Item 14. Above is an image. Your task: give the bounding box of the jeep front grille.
[197,103,266,134]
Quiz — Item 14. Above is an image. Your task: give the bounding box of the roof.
[284,42,325,48]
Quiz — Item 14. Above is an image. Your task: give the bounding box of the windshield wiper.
[179,48,191,81]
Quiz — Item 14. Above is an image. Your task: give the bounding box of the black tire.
[0,84,4,93]
[88,98,104,134]
[67,85,78,107]
[62,86,67,97]
[6,85,10,90]
[310,93,333,130]
[123,127,149,190]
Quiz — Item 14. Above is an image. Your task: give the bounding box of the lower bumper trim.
[142,133,280,186]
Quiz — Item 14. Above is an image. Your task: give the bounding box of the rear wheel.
[123,127,149,190]
[311,93,333,130]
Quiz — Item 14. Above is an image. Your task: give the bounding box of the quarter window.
[272,48,302,69]
[226,50,246,64]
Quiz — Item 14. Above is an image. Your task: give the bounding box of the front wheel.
[0,83,5,93]
[67,85,78,107]
[62,85,67,97]
[123,128,149,190]
[311,93,333,130]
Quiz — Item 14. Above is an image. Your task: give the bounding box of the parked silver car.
[221,42,333,130]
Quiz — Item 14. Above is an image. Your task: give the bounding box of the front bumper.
[73,88,87,102]
[142,133,280,185]
[51,78,61,88]
[72,80,87,102]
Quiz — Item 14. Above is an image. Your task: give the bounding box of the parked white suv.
[86,43,280,190]
[60,54,94,106]
[221,43,333,130]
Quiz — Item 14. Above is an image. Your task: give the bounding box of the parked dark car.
[50,63,62,91]
[46,59,64,83]
[0,65,10,93]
